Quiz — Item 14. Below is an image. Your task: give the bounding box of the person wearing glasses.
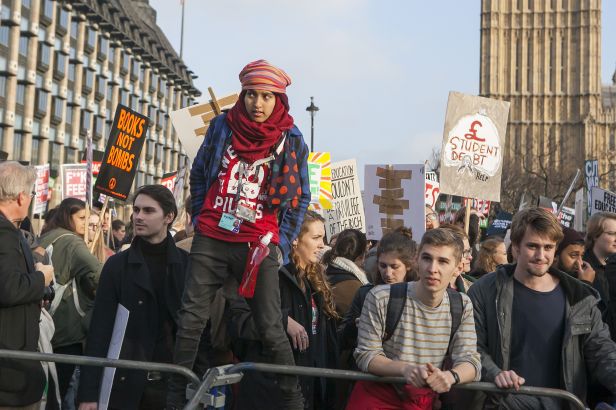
[584,212,616,340]
[0,161,54,409]
[38,198,103,405]
[425,205,439,230]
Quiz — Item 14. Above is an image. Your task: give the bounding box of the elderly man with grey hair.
[0,161,54,409]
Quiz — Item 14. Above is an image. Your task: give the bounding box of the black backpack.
[383,282,463,350]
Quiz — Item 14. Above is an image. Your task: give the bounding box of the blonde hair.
[475,237,505,274]
[292,211,340,320]
[586,212,616,250]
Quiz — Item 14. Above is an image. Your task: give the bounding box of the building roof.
[68,0,200,96]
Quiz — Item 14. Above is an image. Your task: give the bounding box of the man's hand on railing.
[495,370,525,391]
[425,363,454,393]
[78,402,97,410]
[402,364,429,387]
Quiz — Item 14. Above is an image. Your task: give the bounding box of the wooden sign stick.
[89,196,109,253]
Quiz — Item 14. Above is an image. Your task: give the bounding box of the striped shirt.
[354,282,481,380]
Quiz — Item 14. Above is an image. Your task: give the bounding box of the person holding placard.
[169,60,310,409]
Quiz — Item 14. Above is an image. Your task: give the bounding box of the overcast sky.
[150,0,616,179]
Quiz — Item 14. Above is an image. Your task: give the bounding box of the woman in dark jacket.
[229,211,339,410]
[323,229,369,319]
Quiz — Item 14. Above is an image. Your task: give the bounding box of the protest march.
[0,40,616,410]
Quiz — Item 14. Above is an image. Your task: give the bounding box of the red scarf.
[226,92,294,163]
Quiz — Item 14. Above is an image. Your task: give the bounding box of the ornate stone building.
[0,0,200,193]
[479,0,616,198]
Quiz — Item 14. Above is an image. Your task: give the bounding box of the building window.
[22,0,32,9]
[13,133,23,158]
[80,110,91,135]
[31,138,39,164]
[38,43,52,70]
[20,16,30,33]
[0,76,6,96]
[35,89,49,117]
[120,52,129,75]
[0,27,9,46]
[54,52,67,79]
[68,63,75,82]
[108,46,115,65]
[86,27,96,51]
[16,84,26,105]
[98,36,108,60]
[66,106,72,125]
[19,37,29,57]
[70,21,78,40]
[57,7,69,33]
[42,0,54,21]
[51,96,64,124]
[83,68,94,93]
[95,77,106,100]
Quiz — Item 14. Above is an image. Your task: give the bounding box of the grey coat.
[468,263,616,406]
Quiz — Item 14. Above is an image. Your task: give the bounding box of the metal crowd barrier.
[0,349,587,410]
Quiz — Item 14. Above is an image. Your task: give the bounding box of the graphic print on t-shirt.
[213,145,269,221]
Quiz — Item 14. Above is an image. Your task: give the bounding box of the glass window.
[31,138,39,164]
[0,27,9,46]
[36,89,49,115]
[39,43,52,67]
[22,0,32,9]
[70,21,78,40]
[58,7,69,31]
[35,74,43,87]
[38,26,47,42]
[66,106,72,124]
[108,46,115,64]
[52,96,64,123]
[42,0,54,20]
[19,36,29,57]
[86,27,96,49]
[68,63,75,82]
[96,76,106,98]
[0,76,5,96]
[81,110,91,132]
[0,4,10,21]
[54,52,67,77]
[20,16,29,32]
[13,133,22,157]
[16,84,26,105]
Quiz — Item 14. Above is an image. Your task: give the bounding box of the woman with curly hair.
[229,211,339,410]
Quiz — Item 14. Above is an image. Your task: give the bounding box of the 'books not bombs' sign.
[439,92,510,202]
[95,105,149,201]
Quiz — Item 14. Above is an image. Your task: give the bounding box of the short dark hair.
[112,219,126,231]
[132,185,177,226]
[418,228,464,264]
[322,229,367,265]
[376,227,418,283]
[510,208,563,247]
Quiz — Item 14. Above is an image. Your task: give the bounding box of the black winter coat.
[77,235,189,409]
[0,213,46,406]
[229,263,339,410]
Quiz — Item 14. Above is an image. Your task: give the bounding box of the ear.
[164,212,175,226]
[292,238,298,248]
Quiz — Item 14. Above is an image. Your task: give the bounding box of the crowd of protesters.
[3,59,616,410]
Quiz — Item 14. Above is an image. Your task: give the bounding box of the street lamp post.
[305,96,319,152]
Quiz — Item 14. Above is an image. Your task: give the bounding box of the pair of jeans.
[168,234,304,409]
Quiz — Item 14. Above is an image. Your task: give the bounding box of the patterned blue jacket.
[190,113,311,264]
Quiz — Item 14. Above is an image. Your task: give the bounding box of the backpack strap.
[383,282,408,342]
[446,288,463,355]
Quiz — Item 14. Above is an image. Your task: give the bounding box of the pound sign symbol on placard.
[464,120,485,142]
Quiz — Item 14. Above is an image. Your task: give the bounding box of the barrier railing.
[187,362,587,410]
[0,349,587,410]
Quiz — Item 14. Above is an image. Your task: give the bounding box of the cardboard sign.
[585,159,599,217]
[574,188,585,231]
[308,152,333,210]
[95,105,150,201]
[169,93,238,159]
[425,171,440,208]
[591,186,616,215]
[81,150,105,177]
[486,211,512,237]
[558,206,575,228]
[323,159,365,240]
[61,164,87,201]
[364,164,425,240]
[439,92,510,201]
[33,164,50,214]
[161,171,177,193]
[462,197,491,228]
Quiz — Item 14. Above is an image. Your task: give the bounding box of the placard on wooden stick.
[439,91,510,202]
[170,87,239,160]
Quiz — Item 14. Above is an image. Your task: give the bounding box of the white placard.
[98,304,129,410]
[364,164,425,241]
[323,159,365,241]
[591,186,616,215]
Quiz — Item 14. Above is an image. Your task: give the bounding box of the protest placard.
[61,164,87,201]
[591,186,616,215]
[558,206,575,228]
[364,164,425,240]
[439,91,510,202]
[308,152,333,210]
[161,171,177,193]
[169,89,238,159]
[33,164,50,214]
[486,211,513,237]
[585,159,599,217]
[425,171,440,208]
[463,197,491,228]
[323,159,365,240]
[95,104,150,201]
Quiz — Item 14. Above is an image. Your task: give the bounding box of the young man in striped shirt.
[348,228,481,409]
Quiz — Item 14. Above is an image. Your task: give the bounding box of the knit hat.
[556,227,585,255]
[239,60,292,94]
